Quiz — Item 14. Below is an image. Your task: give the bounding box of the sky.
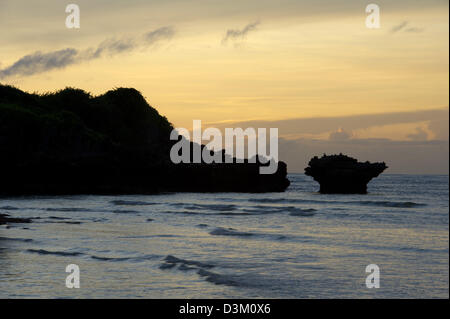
[0,0,448,173]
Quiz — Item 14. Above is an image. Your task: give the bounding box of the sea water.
[0,174,448,298]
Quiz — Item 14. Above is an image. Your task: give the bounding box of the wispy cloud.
[407,127,428,141]
[329,128,353,141]
[404,27,424,33]
[390,21,408,33]
[390,21,424,34]
[0,49,79,78]
[0,26,175,79]
[222,21,260,44]
[208,108,449,138]
[145,26,175,43]
[279,136,449,174]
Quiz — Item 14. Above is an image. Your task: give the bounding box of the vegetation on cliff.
[0,84,289,194]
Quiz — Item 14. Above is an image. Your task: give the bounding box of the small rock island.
[304,154,387,194]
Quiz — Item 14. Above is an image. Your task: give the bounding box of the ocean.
[0,174,448,298]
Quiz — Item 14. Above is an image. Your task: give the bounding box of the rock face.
[304,154,387,194]
[0,84,289,195]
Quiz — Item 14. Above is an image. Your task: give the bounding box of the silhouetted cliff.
[305,154,387,194]
[0,84,289,195]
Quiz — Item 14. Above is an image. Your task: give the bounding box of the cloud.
[145,26,175,43]
[90,38,137,58]
[407,127,428,141]
[329,128,352,141]
[208,108,449,137]
[222,21,260,44]
[0,49,78,78]
[86,27,175,59]
[428,118,449,140]
[0,26,175,79]
[404,27,424,33]
[390,21,424,34]
[279,137,449,174]
[205,108,449,173]
[390,21,408,33]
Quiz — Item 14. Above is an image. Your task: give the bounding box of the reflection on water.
[0,174,448,298]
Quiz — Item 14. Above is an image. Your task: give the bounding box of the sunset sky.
[0,0,448,173]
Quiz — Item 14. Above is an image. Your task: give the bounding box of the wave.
[217,212,251,216]
[42,217,83,225]
[209,227,254,237]
[0,206,19,210]
[209,227,300,242]
[90,254,160,262]
[117,235,180,239]
[248,198,287,204]
[357,201,426,208]
[88,217,108,223]
[162,210,249,216]
[0,237,33,242]
[111,209,141,214]
[159,255,215,270]
[27,249,83,257]
[40,221,83,225]
[171,203,236,211]
[46,207,93,212]
[241,206,282,214]
[242,205,316,216]
[159,255,249,287]
[27,249,161,262]
[162,210,206,216]
[289,209,317,217]
[248,198,425,208]
[110,200,157,206]
[395,247,449,254]
[91,255,130,262]
[209,227,289,240]
[161,206,315,217]
[197,269,242,287]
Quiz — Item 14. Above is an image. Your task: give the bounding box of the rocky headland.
[0,84,289,195]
